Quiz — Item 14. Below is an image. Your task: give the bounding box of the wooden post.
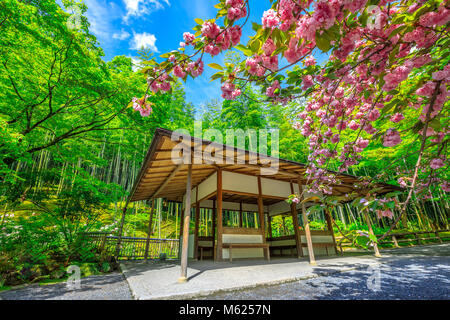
[100,233,107,252]
[216,169,223,261]
[257,177,267,260]
[298,179,316,265]
[324,208,339,255]
[415,233,421,245]
[194,187,200,260]
[257,177,266,241]
[239,202,243,228]
[144,198,156,259]
[392,235,399,247]
[178,200,185,259]
[212,200,216,260]
[267,214,272,238]
[290,182,303,258]
[115,205,128,259]
[178,163,192,283]
[363,209,381,257]
[435,231,443,244]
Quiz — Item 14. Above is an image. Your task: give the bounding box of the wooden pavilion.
[117,128,401,282]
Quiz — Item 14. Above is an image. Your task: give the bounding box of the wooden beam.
[150,164,184,199]
[298,179,316,265]
[216,169,223,261]
[144,198,156,259]
[178,163,192,283]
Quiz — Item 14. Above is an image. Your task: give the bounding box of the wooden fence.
[82,232,180,260]
[337,229,450,253]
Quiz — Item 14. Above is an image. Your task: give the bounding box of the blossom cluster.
[132,96,152,117]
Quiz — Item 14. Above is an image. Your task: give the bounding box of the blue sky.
[76,0,327,113]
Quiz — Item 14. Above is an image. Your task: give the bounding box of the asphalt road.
[1,244,448,300]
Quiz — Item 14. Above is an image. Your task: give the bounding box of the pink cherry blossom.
[201,21,220,39]
[183,32,195,44]
[430,158,445,170]
[390,113,404,123]
[265,80,281,97]
[304,56,316,66]
[302,75,314,90]
[262,9,279,28]
[221,81,241,100]
[348,120,359,130]
[262,38,276,56]
[173,65,186,78]
[383,129,402,147]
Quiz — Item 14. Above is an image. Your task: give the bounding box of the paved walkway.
[0,272,132,300]
[121,244,450,299]
[1,244,448,300]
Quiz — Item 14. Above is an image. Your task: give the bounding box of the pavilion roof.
[128,128,402,203]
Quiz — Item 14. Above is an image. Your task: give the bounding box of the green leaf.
[315,30,331,52]
[194,18,204,25]
[210,71,224,81]
[208,63,223,70]
[235,44,253,56]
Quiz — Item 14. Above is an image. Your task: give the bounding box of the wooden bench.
[198,246,214,260]
[222,243,270,262]
[301,242,336,256]
[270,245,297,257]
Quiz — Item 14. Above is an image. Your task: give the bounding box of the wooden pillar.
[212,200,216,260]
[257,177,266,241]
[194,187,199,254]
[257,176,267,260]
[364,208,381,257]
[144,198,156,259]
[178,200,185,259]
[239,202,243,228]
[194,187,200,260]
[115,205,128,259]
[216,169,223,261]
[298,179,316,265]
[324,208,339,255]
[267,214,272,238]
[290,182,303,258]
[178,163,192,283]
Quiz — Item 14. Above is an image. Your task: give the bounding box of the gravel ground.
[0,272,132,300]
[199,249,450,300]
[1,244,448,300]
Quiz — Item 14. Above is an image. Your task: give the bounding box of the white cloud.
[113,29,131,40]
[130,32,158,52]
[123,0,170,22]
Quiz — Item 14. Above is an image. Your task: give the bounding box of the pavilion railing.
[337,228,450,253]
[82,232,180,260]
